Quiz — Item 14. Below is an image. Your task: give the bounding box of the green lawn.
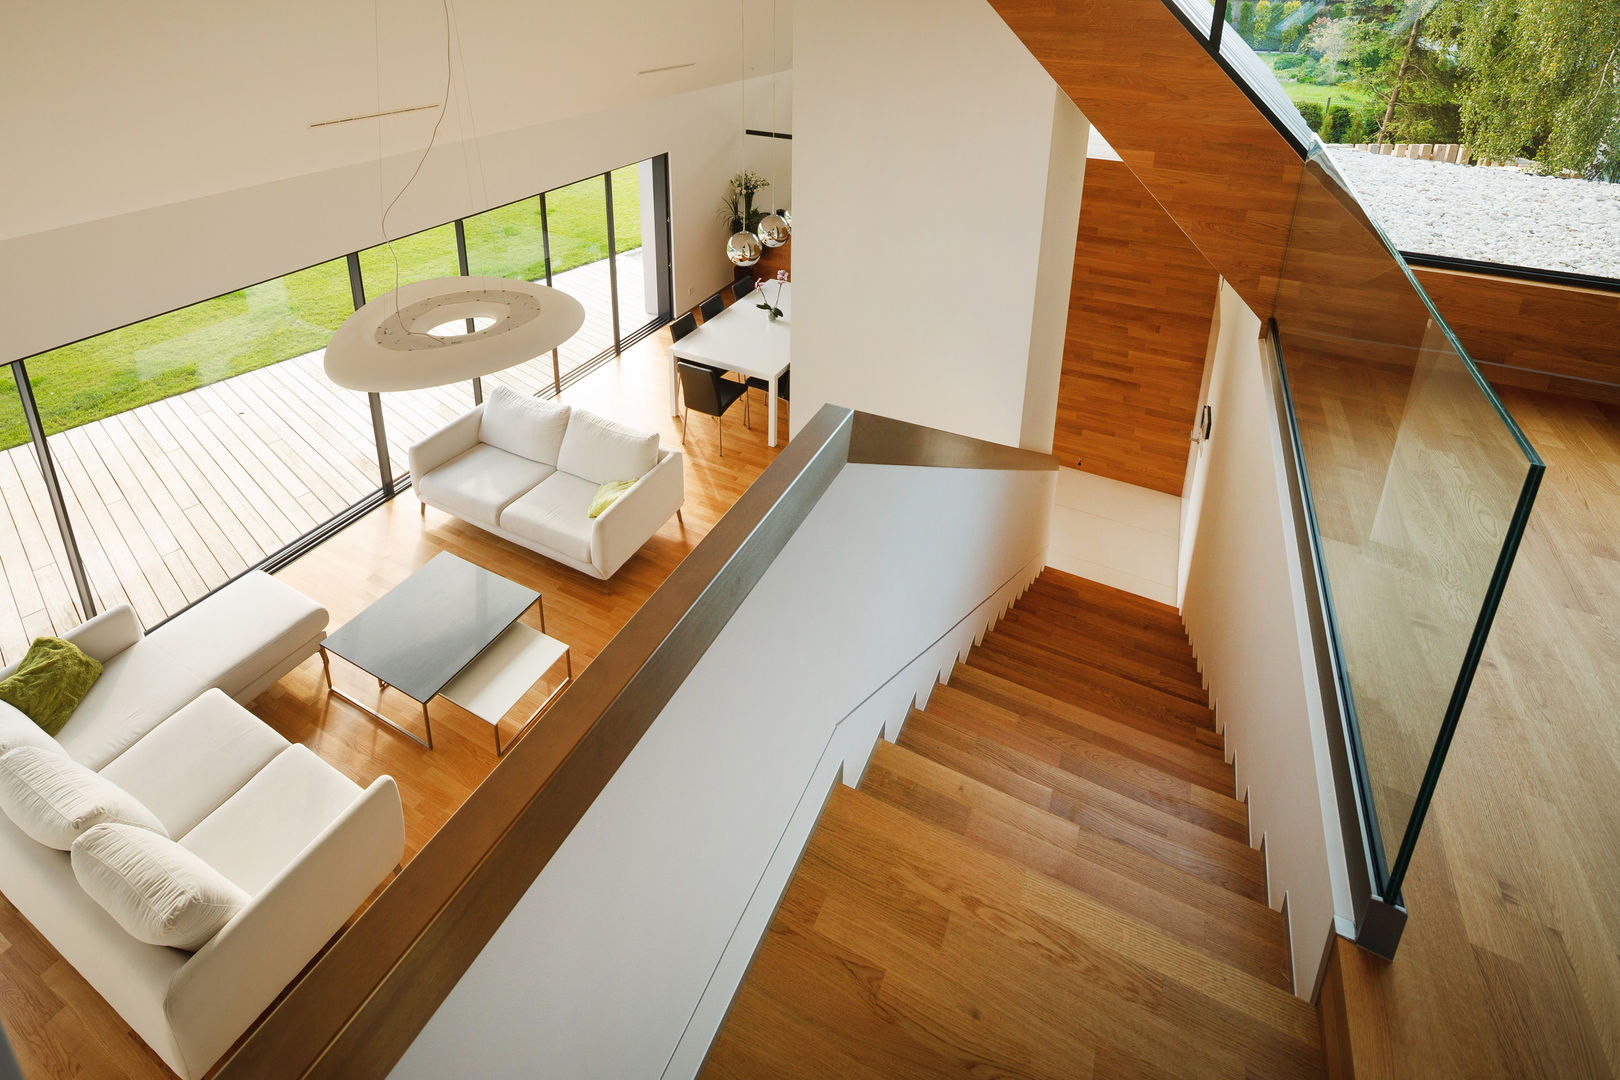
[3,165,642,451]
[1256,52,1374,111]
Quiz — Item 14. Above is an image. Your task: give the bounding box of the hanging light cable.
[757,0,788,249]
[726,0,762,268]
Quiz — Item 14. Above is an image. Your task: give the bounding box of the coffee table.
[319,552,571,754]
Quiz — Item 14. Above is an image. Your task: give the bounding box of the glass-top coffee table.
[319,552,572,754]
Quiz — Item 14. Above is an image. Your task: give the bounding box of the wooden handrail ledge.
[215,403,1055,1079]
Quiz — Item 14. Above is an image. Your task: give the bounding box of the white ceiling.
[0,0,793,239]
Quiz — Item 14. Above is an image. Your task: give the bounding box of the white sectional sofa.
[410,384,684,580]
[0,572,405,1079]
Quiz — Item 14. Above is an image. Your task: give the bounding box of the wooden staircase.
[702,568,1324,1079]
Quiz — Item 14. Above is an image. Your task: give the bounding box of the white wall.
[0,0,801,360]
[392,459,1054,1080]
[1180,282,1353,996]
[790,0,1087,450]
[1021,89,1089,451]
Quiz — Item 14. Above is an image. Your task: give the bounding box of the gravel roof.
[1326,147,1620,281]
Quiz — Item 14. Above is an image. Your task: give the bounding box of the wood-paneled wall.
[1055,158,1220,496]
[990,0,1302,319]
[1415,267,1620,401]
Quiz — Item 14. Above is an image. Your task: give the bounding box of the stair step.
[862,741,1292,988]
[1018,579,1195,653]
[936,670,1234,795]
[786,787,1321,1077]
[994,605,1207,699]
[906,703,1248,843]
[970,641,1218,736]
[897,715,1268,901]
[979,627,1216,728]
[1034,568,1190,631]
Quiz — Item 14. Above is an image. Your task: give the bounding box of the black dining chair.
[670,311,697,341]
[677,361,748,457]
[746,369,790,402]
[730,277,754,303]
[699,292,725,321]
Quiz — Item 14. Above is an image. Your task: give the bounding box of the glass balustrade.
[1271,148,1543,898]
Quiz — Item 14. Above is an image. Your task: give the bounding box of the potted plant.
[718,169,771,234]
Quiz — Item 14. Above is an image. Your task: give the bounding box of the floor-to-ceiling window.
[0,154,671,662]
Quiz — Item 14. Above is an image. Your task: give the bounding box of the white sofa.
[0,572,405,1079]
[410,384,684,580]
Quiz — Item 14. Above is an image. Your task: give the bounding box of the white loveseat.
[410,385,684,580]
[0,572,405,1079]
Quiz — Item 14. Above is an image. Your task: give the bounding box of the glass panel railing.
[1271,147,1543,898]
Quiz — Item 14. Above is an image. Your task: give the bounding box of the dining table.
[668,281,791,448]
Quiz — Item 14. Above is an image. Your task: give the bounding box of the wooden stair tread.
[941,666,1235,793]
[993,606,1208,699]
[897,717,1268,901]
[922,684,1238,811]
[906,703,1248,844]
[977,632,1218,730]
[862,741,1291,987]
[748,787,1323,1079]
[969,645,1218,739]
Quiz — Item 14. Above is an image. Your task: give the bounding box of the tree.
[1341,0,1462,142]
[1253,0,1280,41]
[1307,17,1357,82]
[1236,0,1257,41]
[1440,0,1620,176]
[1278,0,1311,48]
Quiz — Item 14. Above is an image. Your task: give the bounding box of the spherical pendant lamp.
[757,212,789,248]
[726,229,762,268]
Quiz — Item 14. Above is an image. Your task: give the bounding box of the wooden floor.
[704,569,1323,1080]
[0,252,649,666]
[1324,387,1620,1077]
[0,317,789,1080]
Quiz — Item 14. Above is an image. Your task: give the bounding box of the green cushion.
[588,479,638,519]
[0,637,103,737]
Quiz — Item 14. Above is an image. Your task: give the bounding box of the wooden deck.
[0,252,650,664]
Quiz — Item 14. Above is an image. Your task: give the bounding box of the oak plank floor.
[0,316,786,1079]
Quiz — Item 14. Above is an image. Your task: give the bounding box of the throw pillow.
[0,636,102,736]
[588,479,639,519]
[72,823,249,950]
[556,410,659,486]
[481,384,572,465]
[0,701,69,758]
[0,747,168,850]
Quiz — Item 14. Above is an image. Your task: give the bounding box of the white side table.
[441,618,572,756]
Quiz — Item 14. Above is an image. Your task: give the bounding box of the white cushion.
[0,700,67,758]
[498,472,599,564]
[101,690,288,839]
[181,744,363,895]
[555,410,660,486]
[0,747,166,850]
[415,443,555,529]
[480,384,572,465]
[54,572,327,771]
[152,570,329,702]
[54,636,202,771]
[72,823,248,950]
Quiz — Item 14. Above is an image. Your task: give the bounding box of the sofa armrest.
[163,776,405,1080]
[591,449,685,579]
[0,604,144,680]
[409,405,484,480]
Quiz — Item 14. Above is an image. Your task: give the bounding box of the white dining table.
[669,281,791,448]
